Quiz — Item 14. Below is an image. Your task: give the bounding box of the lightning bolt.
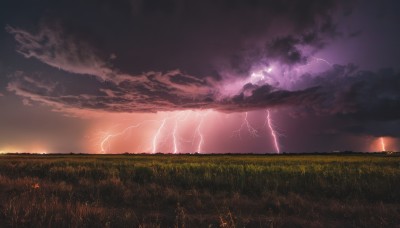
[100,120,156,153]
[265,109,280,154]
[152,118,167,153]
[196,125,204,153]
[295,56,333,74]
[233,112,259,138]
[100,111,213,154]
[195,111,209,153]
[172,111,191,154]
[99,109,283,154]
[380,137,386,151]
[310,57,332,66]
[172,118,179,154]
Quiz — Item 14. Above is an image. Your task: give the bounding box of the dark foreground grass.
[0,153,399,227]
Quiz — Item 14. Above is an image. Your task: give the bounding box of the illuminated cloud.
[6,20,333,114]
[5,0,346,114]
[6,24,400,123]
[7,69,320,113]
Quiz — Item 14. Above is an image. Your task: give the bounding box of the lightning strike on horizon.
[99,111,209,154]
[172,118,179,154]
[380,137,386,151]
[98,110,287,154]
[265,109,280,153]
[195,111,209,153]
[233,112,259,138]
[100,120,156,153]
[196,124,204,153]
[172,111,191,154]
[152,118,167,153]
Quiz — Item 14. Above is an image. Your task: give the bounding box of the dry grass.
[0,154,399,227]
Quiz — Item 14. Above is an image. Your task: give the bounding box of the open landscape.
[0,153,399,227]
[2,1,400,227]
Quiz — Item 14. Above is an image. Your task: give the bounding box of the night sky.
[1,0,400,153]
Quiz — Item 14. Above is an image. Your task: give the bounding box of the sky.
[1,0,400,154]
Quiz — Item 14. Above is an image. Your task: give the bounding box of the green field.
[0,154,399,227]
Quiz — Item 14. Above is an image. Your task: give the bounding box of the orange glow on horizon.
[0,145,48,154]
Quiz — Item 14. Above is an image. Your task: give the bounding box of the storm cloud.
[4,0,354,113]
[2,0,400,152]
[5,1,400,122]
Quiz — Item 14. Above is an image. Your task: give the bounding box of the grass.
[0,153,399,227]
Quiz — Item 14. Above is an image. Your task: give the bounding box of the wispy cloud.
[6,25,116,81]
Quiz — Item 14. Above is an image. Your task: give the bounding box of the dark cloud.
[293,65,400,137]
[6,0,353,77]
[348,30,363,38]
[266,36,307,65]
[4,0,358,115]
[5,0,400,138]
[302,66,400,120]
[6,10,400,126]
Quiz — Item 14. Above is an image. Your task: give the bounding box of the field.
[0,153,399,227]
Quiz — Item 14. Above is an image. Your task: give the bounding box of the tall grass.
[0,154,399,227]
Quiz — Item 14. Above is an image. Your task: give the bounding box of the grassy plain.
[0,153,399,227]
